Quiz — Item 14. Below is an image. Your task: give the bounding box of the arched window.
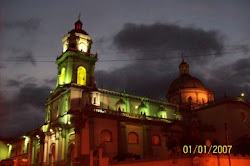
[187,97,192,104]
[77,66,86,86]
[101,129,112,142]
[128,132,138,144]
[152,135,161,146]
[59,67,65,85]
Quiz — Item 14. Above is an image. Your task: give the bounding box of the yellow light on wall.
[241,93,244,97]
[59,68,66,85]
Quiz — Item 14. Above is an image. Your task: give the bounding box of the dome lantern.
[179,58,189,75]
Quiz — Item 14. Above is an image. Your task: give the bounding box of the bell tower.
[56,18,98,87]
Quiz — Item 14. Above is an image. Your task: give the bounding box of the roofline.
[194,97,250,112]
[99,88,177,108]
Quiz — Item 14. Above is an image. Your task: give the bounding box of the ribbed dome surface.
[167,74,205,96]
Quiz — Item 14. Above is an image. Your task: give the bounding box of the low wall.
[109,154,250,166]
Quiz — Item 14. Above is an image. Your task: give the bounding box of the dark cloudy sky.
[0,0,249,138]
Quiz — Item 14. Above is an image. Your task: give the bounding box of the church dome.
[167,74,206,95]
[167,58,205,96]
[166,58,214,106]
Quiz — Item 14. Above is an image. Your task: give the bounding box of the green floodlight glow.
[59,68,66,85]
[65,73,71,84]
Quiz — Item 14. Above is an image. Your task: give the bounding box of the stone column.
[55,131,59,162]
[60,129,66,161]
[30,137,36,165]
[40,134,45,166]
[64,128,69,161]
[90,150,93,166]
[143,125,151,158]
[57,128,63,162]
[118,121,127,155]
[66,57,73,84]
[89,118,95,150]
[43,134,49,164]
[72,114,85,166]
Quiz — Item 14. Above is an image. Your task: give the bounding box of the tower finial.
[78,12,81,20]
[181,52,184,62]
[179,52,189,75]
[75,13,83,30]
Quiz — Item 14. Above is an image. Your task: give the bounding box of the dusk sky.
[0,0,249,138]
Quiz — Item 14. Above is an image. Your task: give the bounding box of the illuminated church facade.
[0,19,249,166]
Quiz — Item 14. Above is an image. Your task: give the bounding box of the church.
[0,19,249,166]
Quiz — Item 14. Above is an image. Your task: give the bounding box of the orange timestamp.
[183,145,232,154]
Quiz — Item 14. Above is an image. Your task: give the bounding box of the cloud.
[3,18,42,34]
[19,51,36,66]
[0,83,50,138]
[9,48,37,66]
[205,57,250,99]
[96,22,250,102]
[0,64,5,69]
[113,23,224,62]
[96,62,177,100]
[43,77,57,87]
[232,58,250,71]
[6,80,21,87]
[96,22,226,99]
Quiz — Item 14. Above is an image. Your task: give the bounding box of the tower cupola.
[75,19,82,30]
